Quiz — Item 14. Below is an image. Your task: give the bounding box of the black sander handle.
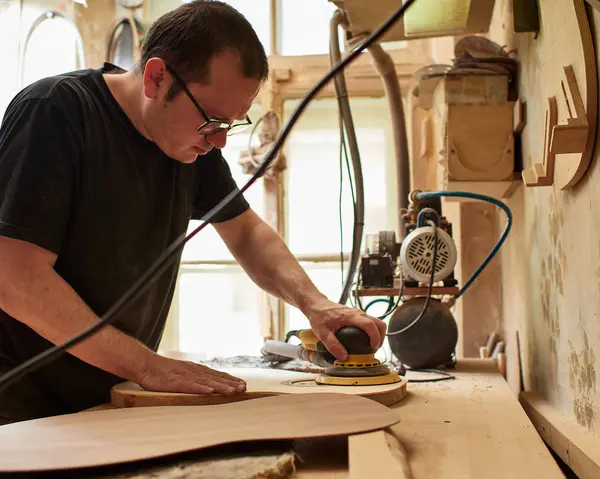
[333,326,374,355]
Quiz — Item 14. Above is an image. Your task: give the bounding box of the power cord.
[404,368,456,383]
[0,0,418,394]
[337,103,356,286]
[414,191,513,299]
[386,220,438,336]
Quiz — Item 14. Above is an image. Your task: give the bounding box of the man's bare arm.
[213,209,386,360]
[0,236,245,396]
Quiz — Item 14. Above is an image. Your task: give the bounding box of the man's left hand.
[304,298,387,362]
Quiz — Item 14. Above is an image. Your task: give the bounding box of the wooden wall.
[488,0,600,435]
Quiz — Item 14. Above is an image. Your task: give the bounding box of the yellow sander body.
[296,328,402,386]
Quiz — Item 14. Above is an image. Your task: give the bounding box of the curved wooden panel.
[0,393,399,473]
[111,367,408,408]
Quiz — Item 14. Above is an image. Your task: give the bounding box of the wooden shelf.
[356,286,459,297]
[438,173,522,201]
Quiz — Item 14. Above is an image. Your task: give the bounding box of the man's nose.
[206,130,227,149]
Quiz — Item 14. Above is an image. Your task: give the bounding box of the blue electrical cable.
[364,298,395,316]
[414,191,513,299]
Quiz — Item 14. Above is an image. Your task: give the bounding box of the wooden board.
[349,429,411,479]
[520,391,600,479]
[295,359,565,478]
[0,393,399,473]
[111,368,408,408]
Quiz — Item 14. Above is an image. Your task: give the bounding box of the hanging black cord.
[0,0,418,394]
[386,221,438,336]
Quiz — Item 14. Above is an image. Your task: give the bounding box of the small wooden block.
[513,98,526,133]
[550,122,589,154]
[522,96,558,187]
[521,168,540,186]
[349,429,411,479]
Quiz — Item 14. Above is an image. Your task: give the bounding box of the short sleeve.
[193,150,250,223]
[0,97,79,254]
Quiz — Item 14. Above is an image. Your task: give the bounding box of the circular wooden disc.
[111,368,408,408]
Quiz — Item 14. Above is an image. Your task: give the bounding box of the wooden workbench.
[294,359,564,478]
[18,359,562,478]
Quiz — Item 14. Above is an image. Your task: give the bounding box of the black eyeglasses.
[165,64,252,136]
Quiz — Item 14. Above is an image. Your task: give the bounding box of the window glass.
[181,104,265,262]
[22,12,84,88]
[280,0,337,55]
[0,1,20,120]
[283,97,398,328]
[283,98,396,256]
[221,0,272,54]
[176,265,263,358]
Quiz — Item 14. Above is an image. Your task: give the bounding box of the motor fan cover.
[399,226,457,283]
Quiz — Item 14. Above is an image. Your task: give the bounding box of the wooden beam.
[458,201,502,357]
[268,51,423,99]
[520,391,600,479]
[74,0,116,69]
[332,0,496,42]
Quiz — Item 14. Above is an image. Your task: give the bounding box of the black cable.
[338,106,357,290]
[338,107,345,286]
[0,0,418,394]
[246,112,266,169]
[386,221,438,336]
[405,368,456,383]
[341,119,356,208]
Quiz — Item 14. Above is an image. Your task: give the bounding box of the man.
[0,0,386,424]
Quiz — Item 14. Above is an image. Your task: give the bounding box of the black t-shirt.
[0,63,249,420]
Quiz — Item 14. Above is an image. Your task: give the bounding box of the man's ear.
[142,58,168,100]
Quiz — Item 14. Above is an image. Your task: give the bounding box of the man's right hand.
[138,354,247,397]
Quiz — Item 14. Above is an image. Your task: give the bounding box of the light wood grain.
[297,360,565,478]
[446,102,515,181]
[268,51,423,100]
[0,393,398,473]
[349,429,412,479]
[388,359,564,478]
[520,391,600,479]
[111,368,408,408]
[331,0,495,42]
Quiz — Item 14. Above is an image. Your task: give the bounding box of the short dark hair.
[139,0,269,100]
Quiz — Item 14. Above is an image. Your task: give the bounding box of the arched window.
[21,10,86,88]
[107,17,144,70]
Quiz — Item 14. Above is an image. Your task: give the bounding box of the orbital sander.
[261,326,402,386]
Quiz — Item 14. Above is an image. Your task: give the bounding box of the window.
[176,264,264,359]
[21,10,85,88]
[283,98,399,331]
[217,0,272,54]
[0,2,21,120]
[279,0,338,56]
[181,104,264,262]
[164,104,267,356]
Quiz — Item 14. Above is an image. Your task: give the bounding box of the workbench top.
[295,359,563,478]
[22,359,560,478]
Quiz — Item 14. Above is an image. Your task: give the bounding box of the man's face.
[142,52,261,164]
